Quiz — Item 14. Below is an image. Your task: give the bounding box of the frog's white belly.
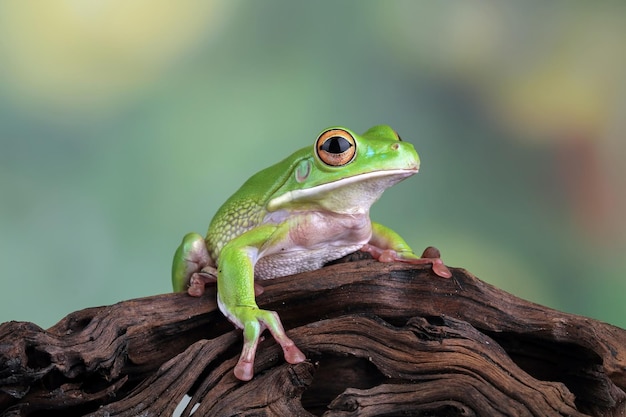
[253,210,371,280]
[254,243,363,279]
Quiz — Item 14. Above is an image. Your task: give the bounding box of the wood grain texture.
[1,259,625,416]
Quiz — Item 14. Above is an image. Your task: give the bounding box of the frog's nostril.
[391,143,400,150]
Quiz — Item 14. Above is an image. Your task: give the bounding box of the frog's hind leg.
[172,232,216,295]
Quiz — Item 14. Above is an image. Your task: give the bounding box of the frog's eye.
[315,128,357,167]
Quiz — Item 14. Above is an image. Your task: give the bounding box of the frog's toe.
[366,246,452,279]
[234,314,262,381]
[421,246,441,258]
[234,358,255,381]
[230,308,305,381]
[431,259,452,278]
[187,271,217,297]
[402,256,452,278]
[283,342,306,364]
[260,310,306,364]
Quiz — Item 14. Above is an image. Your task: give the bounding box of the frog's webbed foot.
[361,244,452,278]
[223,305,306,381]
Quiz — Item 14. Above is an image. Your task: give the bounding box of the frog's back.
[205,146,310,259]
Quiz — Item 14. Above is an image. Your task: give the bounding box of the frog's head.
[267,125,420,214]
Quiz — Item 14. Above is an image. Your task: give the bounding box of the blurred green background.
[1,1,625,329]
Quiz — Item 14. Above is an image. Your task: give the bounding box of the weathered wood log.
[1,257,625,416]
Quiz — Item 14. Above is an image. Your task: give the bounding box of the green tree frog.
[172,125,451,381]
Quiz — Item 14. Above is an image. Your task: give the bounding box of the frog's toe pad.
[431,260,452,278]
[421,246,441,258]
[234,360,254,381]
[284,344,306,364]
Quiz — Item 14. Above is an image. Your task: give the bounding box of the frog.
[172,125,451,381]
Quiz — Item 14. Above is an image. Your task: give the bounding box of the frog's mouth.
[268,168,418,213]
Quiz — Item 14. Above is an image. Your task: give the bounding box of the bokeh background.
[1,1,625,330]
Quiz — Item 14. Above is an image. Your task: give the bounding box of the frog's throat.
[266,168,417,213]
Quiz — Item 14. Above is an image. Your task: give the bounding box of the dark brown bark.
[1,258,625,416]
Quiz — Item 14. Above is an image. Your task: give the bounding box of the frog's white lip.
[268,168,418,210]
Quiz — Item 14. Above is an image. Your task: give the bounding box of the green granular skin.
[205,197,266,260]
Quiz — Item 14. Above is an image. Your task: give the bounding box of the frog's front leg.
[218,227,306,381]
[362,222,452,278]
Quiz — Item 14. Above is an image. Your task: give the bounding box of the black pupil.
[321,136,352,154]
